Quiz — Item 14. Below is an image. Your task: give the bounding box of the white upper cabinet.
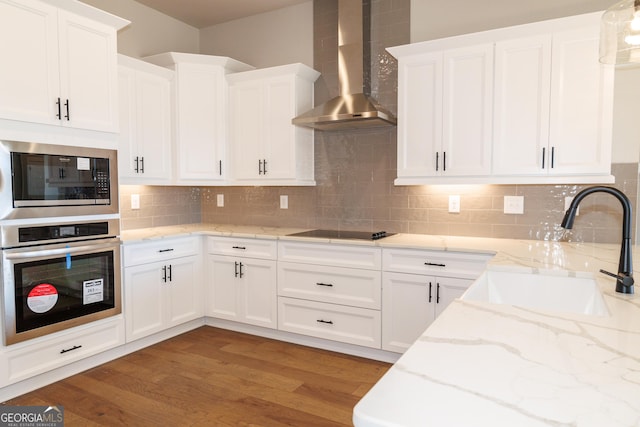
[493,23,613,180]
[143,52,254,185]
[389,12,614,185]
[394,44,493,181]
[228,63,320,186]
[118,55,173,184]
[0,0,127,132]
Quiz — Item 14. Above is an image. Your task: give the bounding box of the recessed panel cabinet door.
[549,26,613,175]
[124,262,166,342]
[396,52,442,179]
[493,35,552,175]
[166,256,202,327]
[229,81,262,180]
[442,44,493,176]
[58,10,119,132]
[262,76,297,180]
[207,255,242,321]
[240,258,277,329]
[0,0,60,125]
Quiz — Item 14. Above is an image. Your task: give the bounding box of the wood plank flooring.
[5,327,391,426]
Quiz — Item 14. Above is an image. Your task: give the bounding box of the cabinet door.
[166,256,202,327]
[261,75,296,180]
[396,52,442,179]
[433,276,472,318]
[382,272,433,353]
[0,0,60,126]
[549,26,613,175]
[135,69,172,182]
[117,66,137,180]
[493,35,552,176]
[241,258,277,329]
[124,262,165,342]
[207,255,242,321]
[442,44,493,176]
[175,63,226,182]
[230,80,263,181]
[57,10,118,132]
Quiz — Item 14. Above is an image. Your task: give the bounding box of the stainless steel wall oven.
[1,219,121,345]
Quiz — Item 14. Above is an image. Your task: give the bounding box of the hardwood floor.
[5,327,391,426]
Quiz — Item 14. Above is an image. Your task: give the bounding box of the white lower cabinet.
[206,237,277,329]
[123,237,203,342]
[381,248,492,353]
[277,241,382,348]
[2,317,124,386]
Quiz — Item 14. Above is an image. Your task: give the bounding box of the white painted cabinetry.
[123,237,203,342]
[143,53,253,185]
[228,64,320,186]
[1,317,124,387]
[389,12,614,185]
[493,22,613,180]
[206,237,278,329]
[381,248,491,353]
[391,44,493,181]
[277,241,382,348]
[118,55,173,184]
[0,0,127,132]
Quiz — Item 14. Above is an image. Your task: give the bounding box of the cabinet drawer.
[278,262,381,309]
[278,297,381,348]
[278,241,381,270]
[383,248,491,279]
[123,236,200,267]
[4,317,124,385]
[207,236,277,260]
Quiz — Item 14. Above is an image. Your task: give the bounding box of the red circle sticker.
[27,283,59,314]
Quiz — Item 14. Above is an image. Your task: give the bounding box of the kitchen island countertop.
[121,224,640,426]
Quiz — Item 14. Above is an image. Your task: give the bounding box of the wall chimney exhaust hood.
[292,0,396,131]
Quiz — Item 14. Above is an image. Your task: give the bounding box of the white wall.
[199,1,314,69]
[411,0,640,164]
[80,0,199,58]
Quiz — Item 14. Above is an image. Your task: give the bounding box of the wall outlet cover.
[131,194,140,210]
[280,195,288,209]
[504,196,524,214]
[217,194,224,207]
[448,195,460,213]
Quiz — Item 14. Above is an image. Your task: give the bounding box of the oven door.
[1,238,121,345]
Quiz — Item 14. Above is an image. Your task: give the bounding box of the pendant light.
[601,0,640,65]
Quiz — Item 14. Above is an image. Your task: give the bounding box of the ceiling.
[134,0,311,28]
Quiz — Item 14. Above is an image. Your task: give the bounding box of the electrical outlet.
[131,194,140,210]
[280,195,288,209]
[217,194,224,207]
[448,195,460,213]
[504,196,524,214]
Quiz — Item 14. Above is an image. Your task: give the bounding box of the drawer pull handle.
[158,248,174,253]
[424,262,446,267]
[60,344,82,354]
[316,282,333,287]
[316,319,333,325]
[232,246,246,250]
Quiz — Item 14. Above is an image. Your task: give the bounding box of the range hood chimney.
[292,0,396,131]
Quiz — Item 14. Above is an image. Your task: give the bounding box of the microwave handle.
[5,242,118,260]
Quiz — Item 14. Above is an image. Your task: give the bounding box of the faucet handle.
[599,269,635,294]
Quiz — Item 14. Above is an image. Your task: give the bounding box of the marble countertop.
[121,223,640,426]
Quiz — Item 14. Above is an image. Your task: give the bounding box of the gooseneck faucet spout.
[561,186,634,294]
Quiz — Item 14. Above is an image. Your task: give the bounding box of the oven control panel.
[18,222,110,243]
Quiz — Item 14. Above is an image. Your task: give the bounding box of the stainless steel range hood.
[292,0,396,131]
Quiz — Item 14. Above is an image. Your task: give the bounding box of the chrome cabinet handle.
[5,242,119,259]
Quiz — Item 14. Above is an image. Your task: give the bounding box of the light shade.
[601,0,640,65]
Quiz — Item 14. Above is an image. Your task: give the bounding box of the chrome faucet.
[561,186,634,294]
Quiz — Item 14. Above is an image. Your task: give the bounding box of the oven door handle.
[5,242,119,260]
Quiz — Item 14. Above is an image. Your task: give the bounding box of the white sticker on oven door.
[77,157,90,170]
[83,278,104,304]
[27,283,59,313]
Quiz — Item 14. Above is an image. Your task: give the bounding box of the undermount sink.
[461,270,609,317]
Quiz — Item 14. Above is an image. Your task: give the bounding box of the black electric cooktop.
[287,229,395,241]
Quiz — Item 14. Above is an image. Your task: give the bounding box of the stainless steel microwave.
[0,141,119,220]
